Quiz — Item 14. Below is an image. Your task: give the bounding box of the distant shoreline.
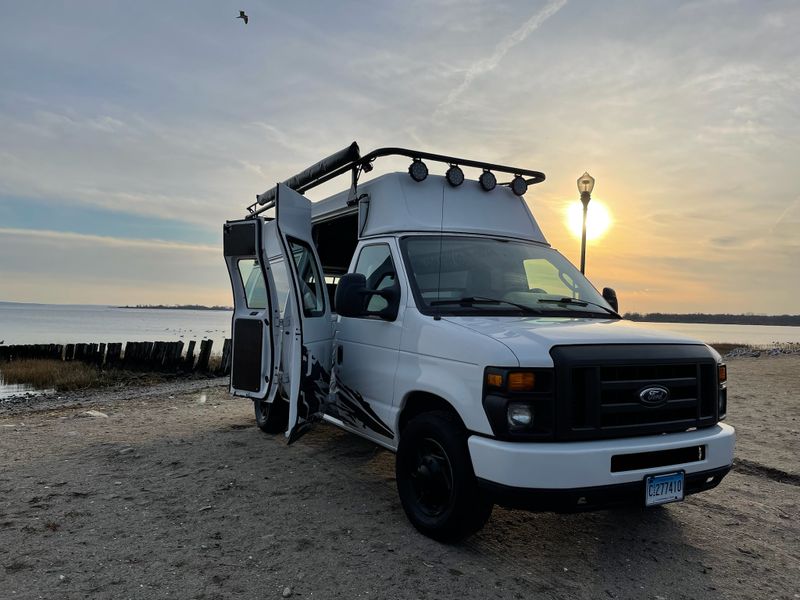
[624,313,800,327]
[118,305,233,311]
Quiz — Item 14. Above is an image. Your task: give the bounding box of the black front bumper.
[478,466,731,513]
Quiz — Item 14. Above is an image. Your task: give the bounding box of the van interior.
[311,211,358,312]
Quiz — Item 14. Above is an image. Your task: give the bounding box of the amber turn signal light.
[508,371,536,392]
[486,372,503,388]
[718,364,727,385]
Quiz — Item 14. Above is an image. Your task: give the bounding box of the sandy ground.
[0,358,798,600]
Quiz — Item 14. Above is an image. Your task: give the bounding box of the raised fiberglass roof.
[311,172,548,244]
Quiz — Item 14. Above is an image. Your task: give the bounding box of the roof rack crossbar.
[246,143,546,217]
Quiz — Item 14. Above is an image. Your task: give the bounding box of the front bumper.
[479,466,730,512]
[468,422,735,495]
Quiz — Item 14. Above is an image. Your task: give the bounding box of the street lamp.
[577,172,595,274]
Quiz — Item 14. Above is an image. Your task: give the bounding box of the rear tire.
[396,410,493,542]
[254,396,288,434]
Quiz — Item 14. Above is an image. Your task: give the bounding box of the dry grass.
[207,354,223,373]
[0,358,219,393]
[0,360,102,391]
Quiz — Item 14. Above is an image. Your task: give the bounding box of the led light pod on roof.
[510,175,528,196]
[408,158,428,182]
[479,170,497,191]
[446,165,464,187]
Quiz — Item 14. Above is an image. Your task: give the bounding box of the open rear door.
[223,219,280,403]
[274,184,335,443]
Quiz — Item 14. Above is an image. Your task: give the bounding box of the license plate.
[645,471,684,507]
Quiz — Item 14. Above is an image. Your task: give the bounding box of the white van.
[223,143,735,541]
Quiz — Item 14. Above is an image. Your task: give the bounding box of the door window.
[354,244,397,312]
[288,239,325,317]
[237,259,267,309]
[269,257,292,317]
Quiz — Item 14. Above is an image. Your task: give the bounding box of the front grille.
[551,345,719,441]
[611,445,706,472]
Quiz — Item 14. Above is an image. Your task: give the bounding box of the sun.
[566,200,612,241]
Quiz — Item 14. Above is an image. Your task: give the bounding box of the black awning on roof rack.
[255,141,361,208]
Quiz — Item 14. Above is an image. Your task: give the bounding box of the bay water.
[1,302,798,399]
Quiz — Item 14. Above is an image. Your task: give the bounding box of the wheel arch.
[397,390,466,435]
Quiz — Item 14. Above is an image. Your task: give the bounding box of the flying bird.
[237,10,249,24]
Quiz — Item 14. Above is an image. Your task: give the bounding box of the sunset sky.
[1,1,798,313]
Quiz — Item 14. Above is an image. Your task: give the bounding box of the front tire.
[254,396,288,434]
[396,410,493,542]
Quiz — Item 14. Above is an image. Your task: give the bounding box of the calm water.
[627,321,800,345]
[0,302,232,348]
[1,302,798,348]
[1,302,797,399]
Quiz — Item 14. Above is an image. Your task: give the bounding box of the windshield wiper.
[430,296,542,314]
[537,297,621,318]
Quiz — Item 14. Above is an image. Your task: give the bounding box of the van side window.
[354,244,396,312]
[288,239,325,317]
[237,259,267,309]
[269,257,291,317]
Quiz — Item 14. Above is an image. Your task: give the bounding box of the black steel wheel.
[254,396,288,434]
[409,437,454,518]
[396,410,493,542]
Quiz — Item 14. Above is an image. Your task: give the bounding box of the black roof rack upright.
[247,142,546,217]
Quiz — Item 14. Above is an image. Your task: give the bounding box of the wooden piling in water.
[183,340,196,370]
[195,339,213,372]
[106,343,122,366]
[0,337,232,376]
[218,338,232,376]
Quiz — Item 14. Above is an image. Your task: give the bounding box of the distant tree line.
[120,304,233,311]
[623,313,800,327]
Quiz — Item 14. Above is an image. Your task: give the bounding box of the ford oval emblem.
[638,385,670,407]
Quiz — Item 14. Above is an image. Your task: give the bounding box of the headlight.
[718,362,727,420]
[483,367,554,440]
[507,403,534,430]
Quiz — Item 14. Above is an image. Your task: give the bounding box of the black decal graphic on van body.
[333,381,395,440]
[288,346,330,444]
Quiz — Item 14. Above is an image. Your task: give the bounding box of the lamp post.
[577,172,595,274]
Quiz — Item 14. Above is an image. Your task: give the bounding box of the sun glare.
[566,200,612,241]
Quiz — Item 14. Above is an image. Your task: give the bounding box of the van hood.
[442,316,706,366]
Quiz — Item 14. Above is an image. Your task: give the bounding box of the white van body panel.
[469,423,735,489]
[332,237,407,447]
[392,306,520,439]
[443,316,705,365]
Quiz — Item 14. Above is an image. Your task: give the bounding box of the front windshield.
[401,236,615,318]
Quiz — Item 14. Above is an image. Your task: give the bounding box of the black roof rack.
[248,142,546,217]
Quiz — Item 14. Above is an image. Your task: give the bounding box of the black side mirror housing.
[602,287,619,313]
[335,273,367,317]
[335,273,400,321]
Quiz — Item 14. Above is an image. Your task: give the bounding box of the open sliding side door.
[274,183,335,443]
[223,219,281,403]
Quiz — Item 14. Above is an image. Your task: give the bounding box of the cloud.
[0,227,217,253]
[1,1,799,312]
[772,197,800,230]
[0,227,227,305]
[435,0,567,116]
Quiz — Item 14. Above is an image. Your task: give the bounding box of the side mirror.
[602,287,619,313]
[335,273,400,321]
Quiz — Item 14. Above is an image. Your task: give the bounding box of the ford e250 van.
[223,143,735,541]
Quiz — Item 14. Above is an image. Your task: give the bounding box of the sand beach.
[0,355,797,599]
